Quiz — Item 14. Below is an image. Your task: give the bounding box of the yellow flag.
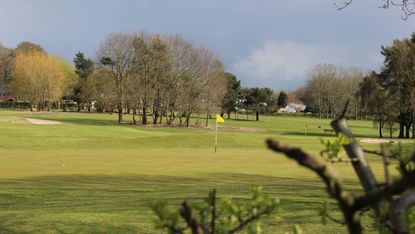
[216,114,224,123]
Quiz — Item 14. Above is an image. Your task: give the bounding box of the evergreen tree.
[277,91,288,107]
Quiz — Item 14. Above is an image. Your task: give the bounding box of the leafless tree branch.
[265,139,362,233]
[336,0,415,19]
[389,187,415,233]
[335,0,353,11]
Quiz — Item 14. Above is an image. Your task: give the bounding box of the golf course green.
[0,110,410,233]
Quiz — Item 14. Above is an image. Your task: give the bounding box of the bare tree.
[90,68,117,113]
[198,47,227,127]
[97,33,135,123]
[148,35,171,125]
[300,64,366,119]
[165,35,203,127]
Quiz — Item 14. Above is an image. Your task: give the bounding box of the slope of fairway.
[0,111,407,233]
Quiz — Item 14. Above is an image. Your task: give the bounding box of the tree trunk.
[379,119,383,138]
[255,111,259,121]
[118,105,123,123]
[142,106,147,125]
[379,116,383,138]
[398,113,405,138]
[132,109,136,125]
[227,112,231,119]
[186,113,191,127]
[412,110,415,139]
[398,121,405,138]
[405,124,410,139]
[205,113,209,127]
[159,112,163,124]
[153,112,158,125]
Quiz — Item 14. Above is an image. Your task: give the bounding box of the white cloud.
[232,40,379,90]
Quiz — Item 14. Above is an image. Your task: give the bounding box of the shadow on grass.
[279,131,336,137]
[0,173,363,233]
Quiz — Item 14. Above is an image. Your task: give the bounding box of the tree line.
[292,33,415,139]
[3,32,413,134]
[0,33,279,126]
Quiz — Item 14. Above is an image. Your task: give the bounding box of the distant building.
[0,84,14,103]
[0,95,14,102]
[277,103,306,113]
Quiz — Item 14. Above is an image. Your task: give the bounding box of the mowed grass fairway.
[0,110,409,233]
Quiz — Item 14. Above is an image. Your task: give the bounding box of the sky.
[0,0,414,90]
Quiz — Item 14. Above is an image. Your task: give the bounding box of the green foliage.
[293,224,302,234]
[100,56,114,66]
[318,201,330,225]
[74,52,94,80]
[276,91,288,108]
[221,72,241,115]
[319,133,352,160]
[368,201,390,234]
[150,200,184,233]
[405,206,415,233]
[242,87,273,110]
[150,186,280,234]
[388,143,415,176]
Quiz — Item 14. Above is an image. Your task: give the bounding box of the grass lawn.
[0,110,413,233]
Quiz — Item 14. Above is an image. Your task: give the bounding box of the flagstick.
[215,120,218,153]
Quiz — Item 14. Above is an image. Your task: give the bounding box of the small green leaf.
[338,133,352,145]
[293,224,302,234]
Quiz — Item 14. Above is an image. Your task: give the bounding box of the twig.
[227,209,271,234]
[326,213,346,225]
[338,99,351,120]
[363,149,395,159]
[180,201,200,234]
[336,0,415,20]
[382,0,415,20]
[328,158,359,163]
[335,0,353,10]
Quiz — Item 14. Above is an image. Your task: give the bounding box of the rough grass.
[0,110,412,233]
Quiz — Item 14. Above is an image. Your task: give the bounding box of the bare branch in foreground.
[389,187,415,233]
[265,139,362,233]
